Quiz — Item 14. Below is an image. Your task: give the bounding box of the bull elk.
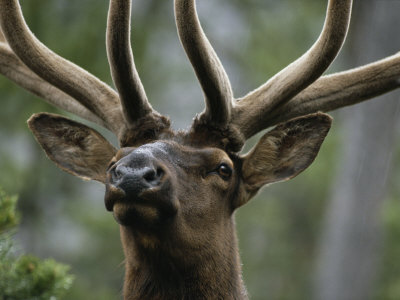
[0,0,399,299]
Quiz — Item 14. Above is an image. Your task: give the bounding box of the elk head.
[1,0,400,298]
[26,109,331,299]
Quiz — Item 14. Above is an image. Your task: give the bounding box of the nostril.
[142,166,165,186]
[143,168,157,182]
[114,169,122,179]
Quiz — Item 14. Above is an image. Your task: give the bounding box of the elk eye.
[217,163,232,180]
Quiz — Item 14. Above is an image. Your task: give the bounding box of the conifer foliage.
[0,188,74,300]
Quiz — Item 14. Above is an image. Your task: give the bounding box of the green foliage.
[0,188,74,300]
[0,188,19,232]
[0,255,74,300]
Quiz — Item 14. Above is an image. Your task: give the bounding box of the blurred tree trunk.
[313,2,400,300]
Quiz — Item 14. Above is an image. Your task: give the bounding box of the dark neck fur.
[120,224,248,300]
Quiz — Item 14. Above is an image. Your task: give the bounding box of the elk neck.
[119,216,249,300]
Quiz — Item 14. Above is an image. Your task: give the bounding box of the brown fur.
[28,113,116,183]
[110,141,250,299]
[1,0,399,299]
[27,113,331,299]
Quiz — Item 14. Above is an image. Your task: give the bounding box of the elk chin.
[110,182,178,231]
[113,202,160,228]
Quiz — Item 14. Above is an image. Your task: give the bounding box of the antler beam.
[232,0,353,139]
[267,52,400,128]
[175,0,233,127]
[0,42,107,128]
[107,0,153,125]
[0,0,123,134]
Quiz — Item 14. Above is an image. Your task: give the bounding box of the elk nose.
[113,163,165,191]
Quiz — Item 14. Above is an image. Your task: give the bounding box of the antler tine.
[0,0,123,135]
[106,0,154,125]
[0,42,108,128]
[0,28,5,43]
[175,0,233,127]
[266,52,400,128]
[233,0,353,139]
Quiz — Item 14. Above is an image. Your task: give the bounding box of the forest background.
[1,0,400,299]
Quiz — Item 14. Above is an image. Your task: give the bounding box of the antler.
[0,40,107,128]
[266,52,400,128]
[231,0,353,139]
[177,0,353,143]
[106,0,170,146]
[0,0,171,145]
[0,0,124,135]
[175,0,233,127]
[107,0,154,125]
[2,0,399,151]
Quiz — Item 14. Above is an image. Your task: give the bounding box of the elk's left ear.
[240,113,332,202]
[28,113,117,183]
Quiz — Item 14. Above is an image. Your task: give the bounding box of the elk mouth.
[104,179,178,227]
[104,184,126,211]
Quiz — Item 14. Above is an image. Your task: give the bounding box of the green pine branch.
[0,187,74,300]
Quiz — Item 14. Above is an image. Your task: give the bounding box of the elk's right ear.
[238,113,332,206]
[28,113,117,183]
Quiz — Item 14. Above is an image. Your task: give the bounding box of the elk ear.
[28,113,117,183]
[240,113,332,202]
